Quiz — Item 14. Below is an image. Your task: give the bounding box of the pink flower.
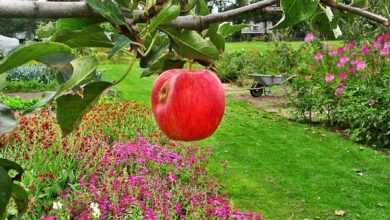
[336,56,349,67]
[328,50,338,57]
[339,72,347,81]
[314,52,324,61]
[325,73,335,83]
[335,83,345,97]
[304,32,315,42]
[361,44,370,55]
[380,47,389,56]
[355,60,366,71]
[168,172,177,183]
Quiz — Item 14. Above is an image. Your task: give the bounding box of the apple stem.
[188,60,193,71]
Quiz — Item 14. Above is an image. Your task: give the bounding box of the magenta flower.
[168,172,177,183]
[339,72,347,81]
[337,47,346,54]
[335,83,345,97]
[325,73,335,83]
[336,56,349,67]
[361,44,370,55]
[314,52,324,61]
[304,32,315,42]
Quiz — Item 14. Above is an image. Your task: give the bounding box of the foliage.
[0,94,38,111]
[289,32,390,147]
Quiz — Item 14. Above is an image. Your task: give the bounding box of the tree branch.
[0,0,97,18]
[168,0,279,30]
[0,0,387,30]
[321,0,389,26]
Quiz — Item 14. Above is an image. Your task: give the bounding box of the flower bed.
[1,101,262,219]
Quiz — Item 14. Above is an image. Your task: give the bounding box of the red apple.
[151,69,225,141]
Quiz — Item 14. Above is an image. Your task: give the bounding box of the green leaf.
[55,57,98,97]
[116,0,131,7]
[108,35,131,58]
[196,0,210,15]
[0,42,73,74]
[148,2,180,33]
[0,73,8,91]
[160,27,219,64]
[0,159,23,181]
[142,57,185,77]
[140,33,170,68]
[56,81,113,136]
[0,167,12,218]
[276,0,319,28]
[0,104,16,136]
[56,18,102,32]
[218,23,249,38]
[206,24,225,52]
[11,184,28,216]
[86,0,127,26]
[52,25,113,48]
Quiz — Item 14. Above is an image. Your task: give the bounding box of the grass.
[226,41,343,52]
[100,62,390,220]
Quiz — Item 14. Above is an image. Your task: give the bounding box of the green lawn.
[226,41,342,52]
[100,60,390,220]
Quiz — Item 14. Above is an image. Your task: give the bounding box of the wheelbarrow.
[248,74,284,97]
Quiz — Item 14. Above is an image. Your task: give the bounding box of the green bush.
[0,94,38,111]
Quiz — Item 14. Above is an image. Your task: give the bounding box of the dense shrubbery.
[215,42,301,85]
[0,101,262,219]
[289,33,390,148]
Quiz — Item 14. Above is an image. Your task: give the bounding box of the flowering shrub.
[289,33,390,147]
[1,101,262,219]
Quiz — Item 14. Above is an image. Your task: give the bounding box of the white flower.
[52,201,63,210]
[90,202,101,218]
[333,25,343,39]
[325,6,334,22]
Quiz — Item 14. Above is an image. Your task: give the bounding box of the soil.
[223,83,290,118]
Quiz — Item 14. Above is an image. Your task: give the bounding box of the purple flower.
[314,52,324,61]
[304,32,315,42]
[325,73,335,83]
